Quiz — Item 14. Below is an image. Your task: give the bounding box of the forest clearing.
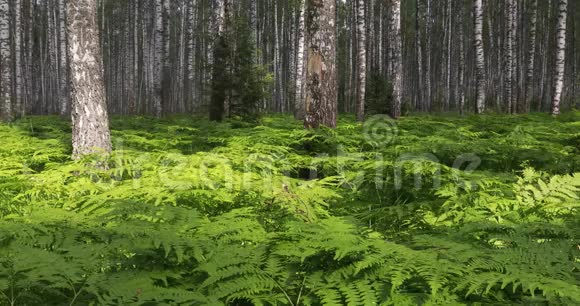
[0,0,579,305]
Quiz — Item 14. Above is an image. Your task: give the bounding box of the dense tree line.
[0,0,578,126]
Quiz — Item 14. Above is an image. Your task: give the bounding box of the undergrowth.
[0,112,578,305]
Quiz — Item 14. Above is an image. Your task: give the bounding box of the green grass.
[0,112,578,305]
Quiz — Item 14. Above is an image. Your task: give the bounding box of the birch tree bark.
[186,0,196,109]
[294,0,306,119]
[355,0,367,122]
[389,0,402,119]
[474,0,486,114]
[0,0,11,121]
[11,0,23,118]
[304,0,337,129]
[67,0,112,158]
[162,0,170,109]
[58,0,68,116]
[551,0,568,116]
[458,2,466,115]
[506,0,515,114]
[153,0,163,118]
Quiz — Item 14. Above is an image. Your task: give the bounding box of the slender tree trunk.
[474,0,486,114]
[25,0,33,115]
[458,1,466,115]
[57,0,68,116]
[186,0,195,110]
[153,0,163,117]
[294,0,306,119]
[273,1,281,111]
[506,0,515,114]
[176,1,186,113]
[539,0,553,112]
[67,0,112,158]
[415,0,423,111]
[304,0,337,129]
[424,0,432,111]
[524,0,538,113]
[389,0,402,118]
[11,0,23,118]
[355,0,367,122]
[348,0,356,112]
[0,0,11,121]
[445,0,452,110]
[48,0,58,114]
[162,0,170,111]
[551,0,568,115]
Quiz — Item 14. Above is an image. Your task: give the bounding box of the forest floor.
[0,112,579,305]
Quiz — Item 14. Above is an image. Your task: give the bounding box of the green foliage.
[229,15,273,121]
[209,36,230,122]
[0,112,578,304]
[210,13,273,122]
[365,70,393,116]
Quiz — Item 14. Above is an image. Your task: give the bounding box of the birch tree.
[458,1,466,115]
[5,0,580,118]
[474,0,486,114]
[12,0,23,118]
[0,0,11,121]
[153,0,164,118]
[67,0,112,158]
[551,0,568,116]
[355,0,366,122]
[58,0,68,116]
[506,0,515,114]
[304,0,337,129]
[162,0,170,107]
[294,0,306,120]
[389,0,402,119]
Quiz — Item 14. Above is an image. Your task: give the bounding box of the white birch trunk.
[0,0,11,121]
[67,0,112,158]
[10,0,22,117]
[390,0,402,118]
[153,0,163,117]
[506,0,515,114]
[551,0,567,115]
[355,0,367,122]
[58,0,68,116]
[458,3,466,115]
[187,0,196,107]
[474,0,486,114]
[162,0,170,109]
[294,0,306,119]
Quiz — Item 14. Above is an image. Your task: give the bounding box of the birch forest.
[0,0,578,121]
[0,1,579,305]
